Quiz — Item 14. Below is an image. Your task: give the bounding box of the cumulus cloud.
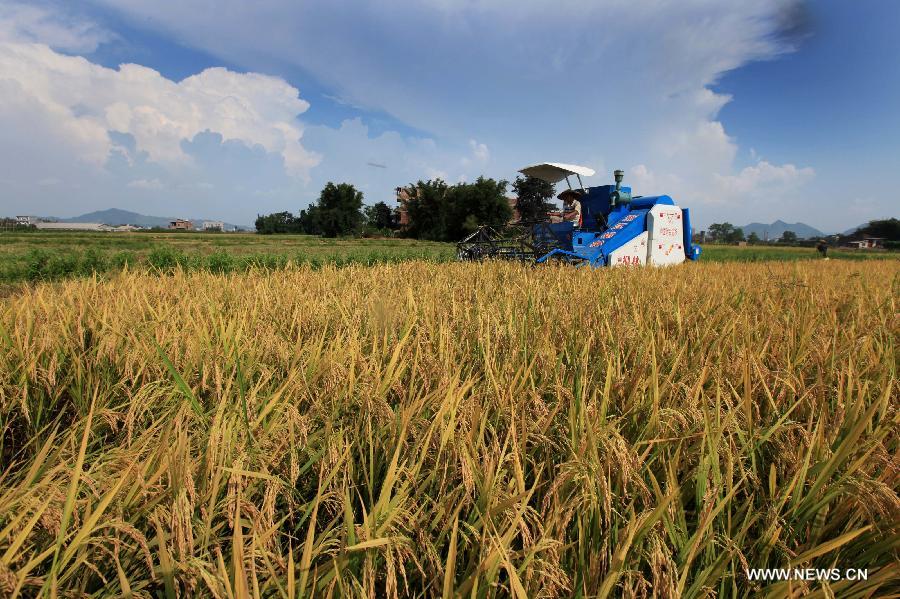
[0,42,319,175]
[633,160,813,205]
[0,33,324,221]
[628,117,814,216]
[714,161,814,197]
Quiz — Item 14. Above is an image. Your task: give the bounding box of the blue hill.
[737,220,825,240]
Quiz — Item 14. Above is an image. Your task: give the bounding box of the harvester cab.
[518,163,703,267]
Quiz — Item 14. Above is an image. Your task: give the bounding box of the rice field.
[0,232,455,283]
[1,230,894,285]
[0,259,897,597]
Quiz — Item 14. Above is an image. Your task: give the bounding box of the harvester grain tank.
[456,163,702,267]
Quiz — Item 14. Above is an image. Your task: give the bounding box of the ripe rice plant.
[0,259,897,597]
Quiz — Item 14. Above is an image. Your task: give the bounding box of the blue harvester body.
[524,167,702,267]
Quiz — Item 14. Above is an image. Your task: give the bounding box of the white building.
[16,216,38,226]
[203,220,225,231]
[847,238,885,249]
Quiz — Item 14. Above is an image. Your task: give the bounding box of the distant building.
[16,216,38,226]
[203,220,224,232]
[506,197,521,222]
[395,187,412,229]
[846,238,885,249]
[169,219,193,230]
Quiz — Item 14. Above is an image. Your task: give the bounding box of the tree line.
[706,218,900,246]
[706,223,807,244]
[255,175,558,240]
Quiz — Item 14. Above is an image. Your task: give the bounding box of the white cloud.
[459,139,490,169]
[0,41,319,177]
[469,140,489,163]
[0,2,111,53]
[630,159,814,225]
[615,135,815,228]
[629,115,815,204]
[713,161,814,197]
[0,34,322,222]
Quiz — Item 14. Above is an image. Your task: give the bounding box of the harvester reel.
[456,223,566,263]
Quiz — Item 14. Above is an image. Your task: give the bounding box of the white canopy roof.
[518,162,595,184]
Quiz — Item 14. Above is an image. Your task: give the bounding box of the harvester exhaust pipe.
[610,169,630,207]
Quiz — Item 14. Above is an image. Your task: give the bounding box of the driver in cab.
[558,189,584,228]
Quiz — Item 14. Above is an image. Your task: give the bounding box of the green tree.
[403,179,450,241]
[254,211,299,234]
[314,182,364,237]
[728,227,746,243]
[707,222,735,243]
[364,201,396,231]
[297,206,321,235]
[747,231,761,245]
[780,230,798,243]
[512,176,556,222]
[444,177,512,240]
[403,177,511,241]
[856,218,900,240]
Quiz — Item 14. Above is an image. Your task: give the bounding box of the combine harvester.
[457,163,702,267]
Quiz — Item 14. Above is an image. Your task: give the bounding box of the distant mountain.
[54,208,250,230]
[737,220,825,240]
[59,208,171,228]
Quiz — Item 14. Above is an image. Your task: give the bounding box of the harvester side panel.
[647,204,686,266]
[608,230,648,266]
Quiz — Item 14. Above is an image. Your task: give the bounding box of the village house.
[169,219,193,230]
[394,187,412,229]
[845,237,885,249]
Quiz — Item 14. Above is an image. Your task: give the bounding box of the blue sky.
[0,0,897,231]
[714,0,900,209]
